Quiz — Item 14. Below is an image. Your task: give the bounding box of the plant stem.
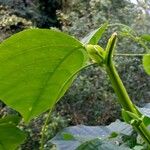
[40,109,52,150]
[105,62,150,145]
[105,64,139,114]
[104,33,150,145]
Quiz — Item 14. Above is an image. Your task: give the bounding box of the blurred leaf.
[108,132,118,138]
[0,117,26,150]
[141,34,150,42]
[0,115,21,126]
[142,116,150,127]
[0,29,88,122]
[133,145,144,150]
[62,132,75,140]
[81,23,108,45]
[122,109,131,124]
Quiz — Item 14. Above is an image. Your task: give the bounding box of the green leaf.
[0,123,26,150]
[122,109,131,124]
[81,23,108,45]
[0,116,26,150]
[133,145,144,150]
[142,116,150,127]
[143,54,150,75]
[141,34,150,42]
[62,132,75,141]
[0,29,88,122]
[122,104,150,127]
[0,115,21,126]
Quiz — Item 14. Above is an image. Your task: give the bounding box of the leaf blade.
[0,123,26,150]
[0,29,88,122]
[141,34,150,42]
[0,116,26,150]
[81,23,108,45]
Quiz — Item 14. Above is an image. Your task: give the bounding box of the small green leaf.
[122,109,131,124]
[81,23,108,45]
[0,123,26,150]
[0,116,26,150]
[141,34,150,42]
[143,54,150,75]
[108,132,118,139]
[0,29,88,122]
[142,116,150,127]
[62,132,75,140]
[133,145,144,150]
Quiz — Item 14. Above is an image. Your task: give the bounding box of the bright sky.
[130,0,138,4]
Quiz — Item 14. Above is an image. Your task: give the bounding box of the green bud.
[85,44,105,64]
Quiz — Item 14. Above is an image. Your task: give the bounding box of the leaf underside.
[81,23,108,45]
[0,116,26,150]
[0,29,88,122]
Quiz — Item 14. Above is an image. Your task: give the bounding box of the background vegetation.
[0,0,150,149]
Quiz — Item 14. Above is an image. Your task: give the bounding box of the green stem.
[104,33,150,145]
[126,33,150,52]
[105,61,150,145]
[40,109,52,150]
[105,64,138,114]
[109,23,150,53]
[139,123,150,145]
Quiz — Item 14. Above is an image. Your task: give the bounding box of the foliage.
[0,5,32,42]
[58,0,150,126]
[51,101,150,150]
[20,112,68,150]
[0,23,150,149]
[0,29,87,122]
[0,115,26,150]
[0,0,62,28]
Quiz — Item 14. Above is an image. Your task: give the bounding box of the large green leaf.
[0,116,26,150]
[81,23,108,45]
[0,29,88,122]
[143,54,150,75]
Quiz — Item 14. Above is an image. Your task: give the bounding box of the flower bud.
[85,44,105,64]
